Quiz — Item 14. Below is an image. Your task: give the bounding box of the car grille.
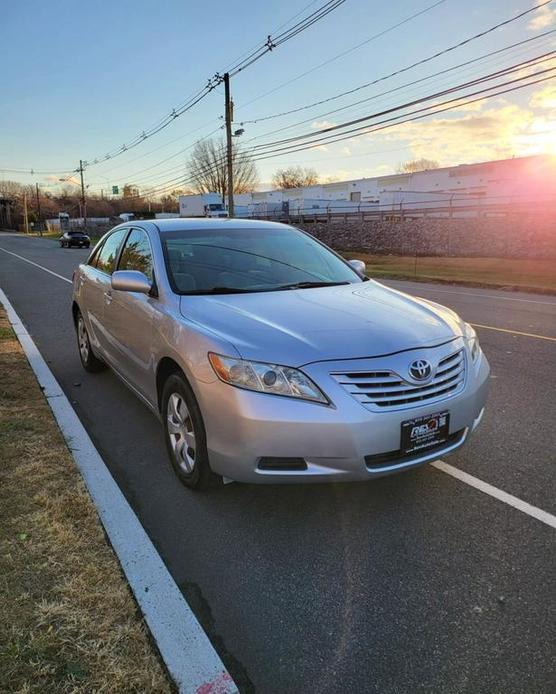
[332,348,466,410]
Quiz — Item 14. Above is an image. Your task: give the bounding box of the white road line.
[387,282,556,306]
[471,323,556,342]
[0,288,238,694]
[431,460,556,530]
[0,246,72,283]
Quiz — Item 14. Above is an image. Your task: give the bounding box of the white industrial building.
[235,154,555,217]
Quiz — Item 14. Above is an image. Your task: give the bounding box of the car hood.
[179,281,464,366]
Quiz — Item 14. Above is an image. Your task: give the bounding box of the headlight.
[208,353,329,404]
[464,323,481,362]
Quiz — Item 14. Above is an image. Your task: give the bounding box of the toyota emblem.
[409,359,432,381]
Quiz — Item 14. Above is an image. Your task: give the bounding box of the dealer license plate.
[401,411,450,455]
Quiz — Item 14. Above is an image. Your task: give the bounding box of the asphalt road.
[1,232,555,694]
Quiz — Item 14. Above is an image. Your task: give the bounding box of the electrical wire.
[241,34,556,145]
[98,34,553,190]
[82,0,349,167]
[239,4,555,123]
[113,66,555,197]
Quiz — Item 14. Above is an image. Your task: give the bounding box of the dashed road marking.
[432,460,556,530]
[389,282,556,306]
[471,323,556,342]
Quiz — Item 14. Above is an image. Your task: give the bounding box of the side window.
[95,229,128,275]
[118,228,153,281]
[87,240,105,267]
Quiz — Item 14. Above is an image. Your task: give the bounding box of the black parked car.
[59,230,90,248]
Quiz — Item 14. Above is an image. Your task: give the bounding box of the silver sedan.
[72,218,489,489]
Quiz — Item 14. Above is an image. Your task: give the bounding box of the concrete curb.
[0,288,238,694]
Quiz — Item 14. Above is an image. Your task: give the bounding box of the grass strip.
[0,308,172,693]
[340,253,556,294]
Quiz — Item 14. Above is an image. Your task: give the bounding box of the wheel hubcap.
[167,393,196,473]
[77,317,89,362]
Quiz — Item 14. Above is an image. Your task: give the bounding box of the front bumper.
[199,339,489,483]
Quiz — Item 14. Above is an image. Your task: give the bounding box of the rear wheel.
[161,373,221,490]
[76,311,105,372]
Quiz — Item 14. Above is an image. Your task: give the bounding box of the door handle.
[104,290,113,304]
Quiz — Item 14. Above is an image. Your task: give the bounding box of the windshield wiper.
[274,281,351,290]
[184,286,262,295]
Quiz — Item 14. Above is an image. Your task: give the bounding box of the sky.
[1,0,555,194]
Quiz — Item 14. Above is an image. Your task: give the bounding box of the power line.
[245,72,556,162]
[93,31,555,191]
[239,4,555,124]
[247,53,556,152]
[242,32,556,145]
[114,64,555,196]
[82,0,349,168]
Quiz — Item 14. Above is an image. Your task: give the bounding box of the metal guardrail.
[239,199,556,223]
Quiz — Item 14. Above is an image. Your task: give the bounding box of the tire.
[161,373,221,490]
[59,240,64,247]
[76,310,105,373]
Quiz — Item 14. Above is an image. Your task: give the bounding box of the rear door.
[103,227,157,400]
[78,228,128,358]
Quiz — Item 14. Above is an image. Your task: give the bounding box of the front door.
[79,228,128,358]
[103,227,156,401]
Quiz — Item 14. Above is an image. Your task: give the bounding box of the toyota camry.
[72,218,489,489]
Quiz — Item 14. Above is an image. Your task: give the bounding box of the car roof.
[141,217,292,234]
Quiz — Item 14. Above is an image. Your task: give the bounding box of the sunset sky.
[1,0,555,192]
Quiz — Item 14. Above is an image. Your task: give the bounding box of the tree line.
[1,135,435,228]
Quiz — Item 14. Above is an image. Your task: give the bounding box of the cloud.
[529,84,556,109]
[310,120,337,130]
[528,1,556,30]
[355,80,556,164]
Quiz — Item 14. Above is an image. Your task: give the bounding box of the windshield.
[162,226,364,294]
[208,203,224,211]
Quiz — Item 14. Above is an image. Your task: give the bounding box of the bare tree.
[123,183,140,198]
[186,138,258,198]
[396,158,440,173]
[271,166,319,189]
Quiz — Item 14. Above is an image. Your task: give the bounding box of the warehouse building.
[235,154,555,216]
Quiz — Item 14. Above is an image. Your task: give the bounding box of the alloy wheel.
[166,392,196,473]
[77,316,90,362]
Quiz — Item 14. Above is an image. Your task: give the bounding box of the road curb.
[0,288,238,694]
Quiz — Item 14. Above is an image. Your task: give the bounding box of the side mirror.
[348,259,366,275]
[111,270,151,294]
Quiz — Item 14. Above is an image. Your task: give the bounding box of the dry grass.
[0,309,172,693]
[341,253,556,293]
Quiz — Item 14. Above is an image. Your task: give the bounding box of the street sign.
[112,185,119,195]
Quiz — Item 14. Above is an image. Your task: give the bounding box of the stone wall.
[293,214,556,259]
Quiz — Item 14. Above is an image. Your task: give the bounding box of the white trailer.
[179,193,228,218]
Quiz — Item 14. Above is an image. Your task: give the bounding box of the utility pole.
[35,182,42,237]
[78,159,87,229]
[224,72,234,218]
[23,191,29,234]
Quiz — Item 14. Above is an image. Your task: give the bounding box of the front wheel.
[76,311,105,372]
[161,374,221,490]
